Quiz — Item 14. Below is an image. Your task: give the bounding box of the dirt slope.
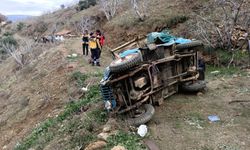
[0,37,111,149]
[149,75,250,150]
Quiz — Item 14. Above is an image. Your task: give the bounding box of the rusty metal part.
[117,88,128,107]
[134,76,147,88]
[111,36,146,53]
[108,53,196,85]
[163,90,177,99]
[129,78,141,100]
[124,79,132,106]
[141,80,178,99]
[108,65,148,84]
[118,96,149,114]
[180,73,199,82]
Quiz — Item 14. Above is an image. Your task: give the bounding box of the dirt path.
[148,76,250,150]
[62,38,112,73]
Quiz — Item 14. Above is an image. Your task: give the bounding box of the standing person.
[82,30,89,56]
[96,30,105,65]
[89,32,101,66]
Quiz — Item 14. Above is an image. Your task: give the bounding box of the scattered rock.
[84,141,107,150]
[2,145,7,149]
[111,145,127,150]
[103,124,112,133]
[232,74,238,78]
[97,132,109,141]
[105,118,119,131]
[98,130,118,141]
[197,92,203,96]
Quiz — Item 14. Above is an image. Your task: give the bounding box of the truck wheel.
[181,80,206,92]
[176,41,203,50]
[109,53,142,73]
[126,104,155,126]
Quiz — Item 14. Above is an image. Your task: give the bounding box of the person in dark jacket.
[82,30,89,56]
[96,30,105,66]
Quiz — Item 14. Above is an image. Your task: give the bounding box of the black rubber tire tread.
[126,104,155,126]
[176,41,203,50]
[181,80,206,92]
[109,53,142,73]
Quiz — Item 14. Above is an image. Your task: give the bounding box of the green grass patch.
[105,131,146,150]
[71,71,88,87]
[206,65,247,78]
[185,112,207,129]
[14,83,102,150]
[216,50,249,65]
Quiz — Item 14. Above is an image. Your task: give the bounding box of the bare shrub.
[78,16,96,32]
[131,0,149,21]
[192,0,250,50]
[99,0,119,21]
[1,43,25,67]
[1,40,35,67]
[78,17,91,32]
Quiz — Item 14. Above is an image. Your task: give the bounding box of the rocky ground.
[148,71,250,150]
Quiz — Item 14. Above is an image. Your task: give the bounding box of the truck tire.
[126,104,155,126]
[181,80,206,92]
[176,41,203,50]
[109,53,142,73]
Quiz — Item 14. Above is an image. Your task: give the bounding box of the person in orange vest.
[82,30,89,56]
[89,32,101,66]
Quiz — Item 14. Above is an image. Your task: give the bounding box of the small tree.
[17,22,25,31]
[99,0,119,21]
[78,0,96,11]
[60,4,65,9]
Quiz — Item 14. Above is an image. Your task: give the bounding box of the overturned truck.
[100,32,206,126]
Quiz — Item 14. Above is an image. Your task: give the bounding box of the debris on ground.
[208,115,220,122]
[144,139,160,150]
[229,100,250,104]
[67,53,78,58]
[111,145,127,150]
[137,124,148,137]
[97,118,119,141]
[211,71,220,75]
[71,53,78,57]
[84,141,107,150]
